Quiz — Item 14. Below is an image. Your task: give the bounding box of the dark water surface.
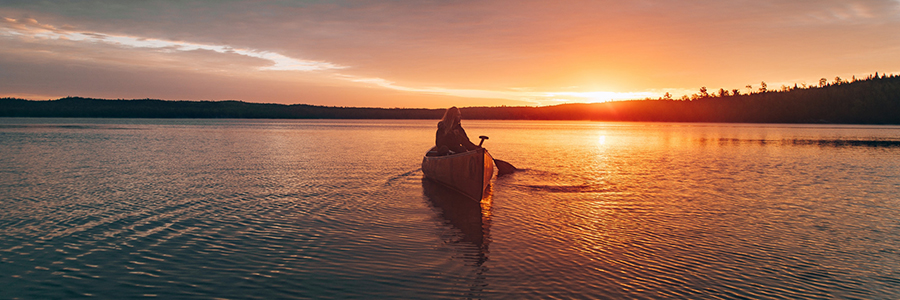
[1,118,899,299]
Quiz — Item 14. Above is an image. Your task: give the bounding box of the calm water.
[1,118,899,299]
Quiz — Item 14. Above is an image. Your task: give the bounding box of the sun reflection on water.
[3,119,899,299]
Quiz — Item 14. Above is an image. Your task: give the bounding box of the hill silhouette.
[2,74,898,124]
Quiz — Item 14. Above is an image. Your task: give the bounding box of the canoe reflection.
[422,178,492,264]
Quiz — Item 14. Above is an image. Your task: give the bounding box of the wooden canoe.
[422,148,494,201]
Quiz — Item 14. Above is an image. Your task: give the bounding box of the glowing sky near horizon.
[1,1,899,108]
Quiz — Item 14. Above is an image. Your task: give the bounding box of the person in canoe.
[435,106,480,155]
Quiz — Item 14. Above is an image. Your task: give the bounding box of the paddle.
[478,136,517,176]
[493,159,517,176]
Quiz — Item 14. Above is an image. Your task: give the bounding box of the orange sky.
[1,1,899,108]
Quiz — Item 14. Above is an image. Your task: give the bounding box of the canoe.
[422,148,494,201]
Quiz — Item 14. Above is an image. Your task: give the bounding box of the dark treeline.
[0,98,445,119]
[2,74,899,124]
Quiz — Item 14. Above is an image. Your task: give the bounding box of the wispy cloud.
[341,75,664,105]
[783,0,896,26]
[0,17,344,72]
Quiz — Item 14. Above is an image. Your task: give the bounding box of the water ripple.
[2,119,899,299]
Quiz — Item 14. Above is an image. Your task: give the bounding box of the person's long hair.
[439,106,461,129]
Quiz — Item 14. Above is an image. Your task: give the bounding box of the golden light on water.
[481,184,494,223]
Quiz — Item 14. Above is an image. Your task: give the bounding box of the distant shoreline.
[3,75,899,124]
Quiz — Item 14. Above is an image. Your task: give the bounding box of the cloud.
[2,16,58,31]
[758,0,899,26]
[0,17,344,72]
[340,75,664,105]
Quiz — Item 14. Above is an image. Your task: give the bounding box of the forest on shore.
[2,74,899,124]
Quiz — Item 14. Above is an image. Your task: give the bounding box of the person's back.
[435,107,478,155]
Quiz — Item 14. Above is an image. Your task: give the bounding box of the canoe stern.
[422,148,494,201]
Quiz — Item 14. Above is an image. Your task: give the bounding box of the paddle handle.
[478,135,489,147]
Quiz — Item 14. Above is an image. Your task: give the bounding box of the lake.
[1,118,899,299]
